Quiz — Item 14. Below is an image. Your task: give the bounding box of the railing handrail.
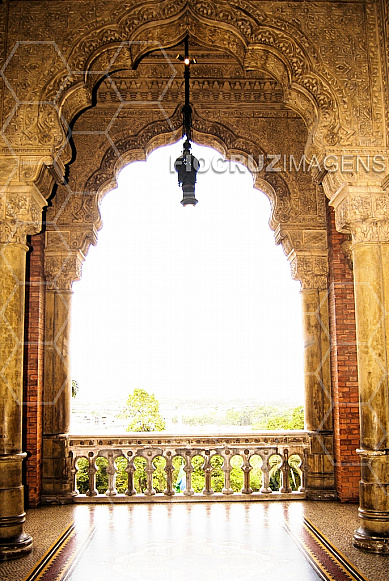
[69,430,309,443]
[68,430,309,501]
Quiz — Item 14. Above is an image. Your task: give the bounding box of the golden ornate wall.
[1,0,389,559]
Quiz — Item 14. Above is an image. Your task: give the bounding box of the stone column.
[290,253,336,499]
[329,184,389,553]
[41,251,83,503]
[0,185,46,560]
[40,191,99,503]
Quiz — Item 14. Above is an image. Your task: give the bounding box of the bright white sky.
[70,143,304,406]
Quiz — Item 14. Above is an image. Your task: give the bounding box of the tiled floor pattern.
[0,502,387,581]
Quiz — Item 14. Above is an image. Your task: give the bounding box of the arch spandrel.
[0,0,383,169]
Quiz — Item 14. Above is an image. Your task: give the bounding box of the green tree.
[119,388,166,432]
[72,379,79,398]
[265,406,305,430]
[289,406,304,429]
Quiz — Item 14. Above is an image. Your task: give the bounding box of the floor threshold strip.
[23,522,95,581]
[284,517,369,581]
[303,519,369,581]
[23,524,74,581]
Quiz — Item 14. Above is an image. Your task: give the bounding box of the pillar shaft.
[43,289,72,436]
[327,183,389,553]
[302,288,332,432]
[42,250,83,503]
[352,241,389,552]
[301,288,335,499]
[0,242,33,559]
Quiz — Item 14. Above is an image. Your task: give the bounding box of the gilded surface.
[0,0,389,557]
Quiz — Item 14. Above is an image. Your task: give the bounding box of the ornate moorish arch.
[41,84,334,506]
[2,0,389,560]
[52,0,352,160]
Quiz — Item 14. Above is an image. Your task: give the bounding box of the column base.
[354,450,389,553]
[41,494,75,505]
[0,533,33,561]
[305,489,337,500]
[42,434,74,504]
[353,528,389,554]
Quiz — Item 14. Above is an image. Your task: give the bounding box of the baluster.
[242,451,253,494]
[222,451,233,495]
[125,452,136,496]
[164,453,175,496]
[144,452,156,496]
[86,451,98,496]
[298,452,305,492]
[105,452,117,496]
[260,452,272,493]
[281,448,292,493]
[183,453,194,496]
[203,451,214,495]
[71,453,78,496]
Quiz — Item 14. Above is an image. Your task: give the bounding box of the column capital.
[289,252,328,290]
[44,251,84,291]
[0,184,47,244]
[328,183,389,244]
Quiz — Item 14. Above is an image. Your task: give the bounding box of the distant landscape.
[71,394,304,433]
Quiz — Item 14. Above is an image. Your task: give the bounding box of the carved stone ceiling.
[71,44,308,188]
[58,43,326,246]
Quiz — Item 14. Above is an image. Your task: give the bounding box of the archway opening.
[70,142,304,433]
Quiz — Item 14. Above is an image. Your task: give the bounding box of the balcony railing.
[69,431,309,502]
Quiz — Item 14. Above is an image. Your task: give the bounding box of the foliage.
[75,457,89,493]
[71,379,79,398]
[265,406,304,430]
[119,388,166,432]
[225,408,253,426]
[289,406,305,429]
[182,413,224,426]
[267,454,302,491]
[75,456,111,494]
[181,403,304,431]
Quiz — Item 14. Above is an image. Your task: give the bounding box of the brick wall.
[23,232,46,507]
[327,204,360,502]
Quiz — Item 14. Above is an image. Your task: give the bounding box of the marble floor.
[0,501,387,581]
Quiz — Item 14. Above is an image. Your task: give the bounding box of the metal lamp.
[174,38,200,206]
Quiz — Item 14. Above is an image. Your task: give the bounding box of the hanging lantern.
[174,38,200,206]
[174,140,199,206]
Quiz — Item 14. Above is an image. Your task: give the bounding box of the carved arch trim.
[81,105,299,232]
[49,0,351,152]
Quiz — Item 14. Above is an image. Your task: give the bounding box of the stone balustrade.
[69,432,309,502]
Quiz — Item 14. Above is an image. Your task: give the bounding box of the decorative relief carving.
[364,2,386,147]
[3,0,381,280]
[80,103,311,238]
[275,226,327,260]
[59,85,93,129]
[51,193,101,228]
[0,188,45,244]
[329,185,389,244]
[270,1,384,147]
[289,253,329,291]
[45,226,97,258]
[1,0,379,153]
[45,191,100,268]
[0,103,67,162]
[44,252,83,291]
[377,0,389,147]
